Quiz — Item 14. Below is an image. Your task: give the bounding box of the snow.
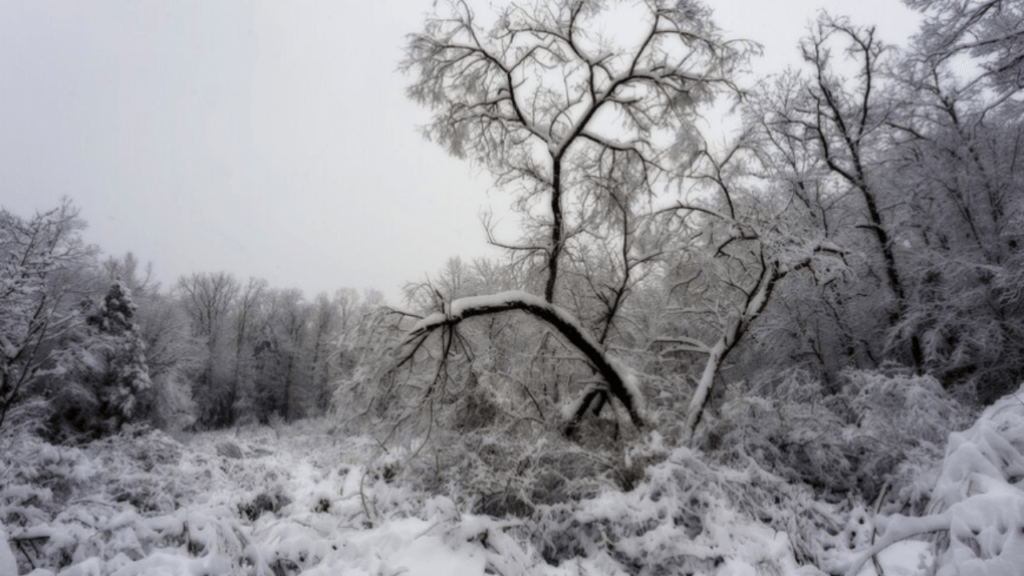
[1,522,18,576]
[842,383,1024,576]
[108,552,232,576]
[848,541,932,576]
[5,382,1024,576]
[408,290,601,351]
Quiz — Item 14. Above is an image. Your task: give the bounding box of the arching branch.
[400,291,646,432]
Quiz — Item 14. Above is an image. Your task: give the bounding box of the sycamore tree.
[396,0,755,438]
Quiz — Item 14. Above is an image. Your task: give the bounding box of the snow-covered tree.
[648,131,848,439]
[86,280,152,425]
[176,271,240,427]
[135,291,200,430]
[393,0,759,442]
[904,0,1024,104]
[882,1,1024,401]
[45,279,155,439]
[249,288,313,422]
[0,199,94,431]
[307,292,340,414]
[226,277,269,424]
[759,15,925,370]
[403,0,756,303]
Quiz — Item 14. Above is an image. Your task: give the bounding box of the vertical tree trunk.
[545,158,564,304]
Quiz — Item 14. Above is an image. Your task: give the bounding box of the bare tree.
[764,14,923,368]
[745,72,882,381]
[882,0,1024,400]
[393,0,757,439]
[904,0,1024,104]
[102,252,155,297]
[176,271,240,427]
[654,135,846,438]
[308,292,340,413]
[0,199,94,430]
[403,0,754,303]
[226,277,268,421]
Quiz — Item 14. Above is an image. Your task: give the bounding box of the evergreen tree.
[86,280,153,425]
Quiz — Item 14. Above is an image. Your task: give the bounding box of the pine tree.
[87,280,153,426]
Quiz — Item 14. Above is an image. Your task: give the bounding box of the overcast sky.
[0,0,921,304]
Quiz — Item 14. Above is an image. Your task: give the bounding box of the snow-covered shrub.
[361,424,847,573]
[840,382,1024,576]
[704,368,974,510]
[437,429,631,515]
[0,423,246,573]
[1,422,98,572]
[239,489,293,522]
[0,522,16,576]
[527,437,841,573]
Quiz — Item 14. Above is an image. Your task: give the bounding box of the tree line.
[0,199,383,439]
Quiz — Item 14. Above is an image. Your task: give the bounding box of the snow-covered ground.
[2,383,1023,576]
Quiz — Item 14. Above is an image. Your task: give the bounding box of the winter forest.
[3,0,1024,574]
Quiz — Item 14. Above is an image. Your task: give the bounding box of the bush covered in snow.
[701,368,975,512]
[840,382,1024,576]
[1,411,834,576]
[4,372,1020,576]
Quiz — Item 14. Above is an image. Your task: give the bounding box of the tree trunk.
[683,262,779,440]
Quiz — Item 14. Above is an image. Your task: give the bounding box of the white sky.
[0,0,921,304]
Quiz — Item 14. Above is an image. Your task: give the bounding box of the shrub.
[703,368,975,510]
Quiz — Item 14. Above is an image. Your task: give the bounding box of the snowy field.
[3,382,1024,576]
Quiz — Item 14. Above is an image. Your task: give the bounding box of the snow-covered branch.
[400,290,646,431]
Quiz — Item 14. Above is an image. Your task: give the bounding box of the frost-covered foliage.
[0,415,824,576]
[17,404,1023,576]
[702,368,975,510]
[842,382,1024,576]
[0,417,509,575]
[531,438,841,572]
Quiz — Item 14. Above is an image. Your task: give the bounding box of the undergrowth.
[0,368,997,575]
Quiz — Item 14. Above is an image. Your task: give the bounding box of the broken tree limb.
[401,291,646,432]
